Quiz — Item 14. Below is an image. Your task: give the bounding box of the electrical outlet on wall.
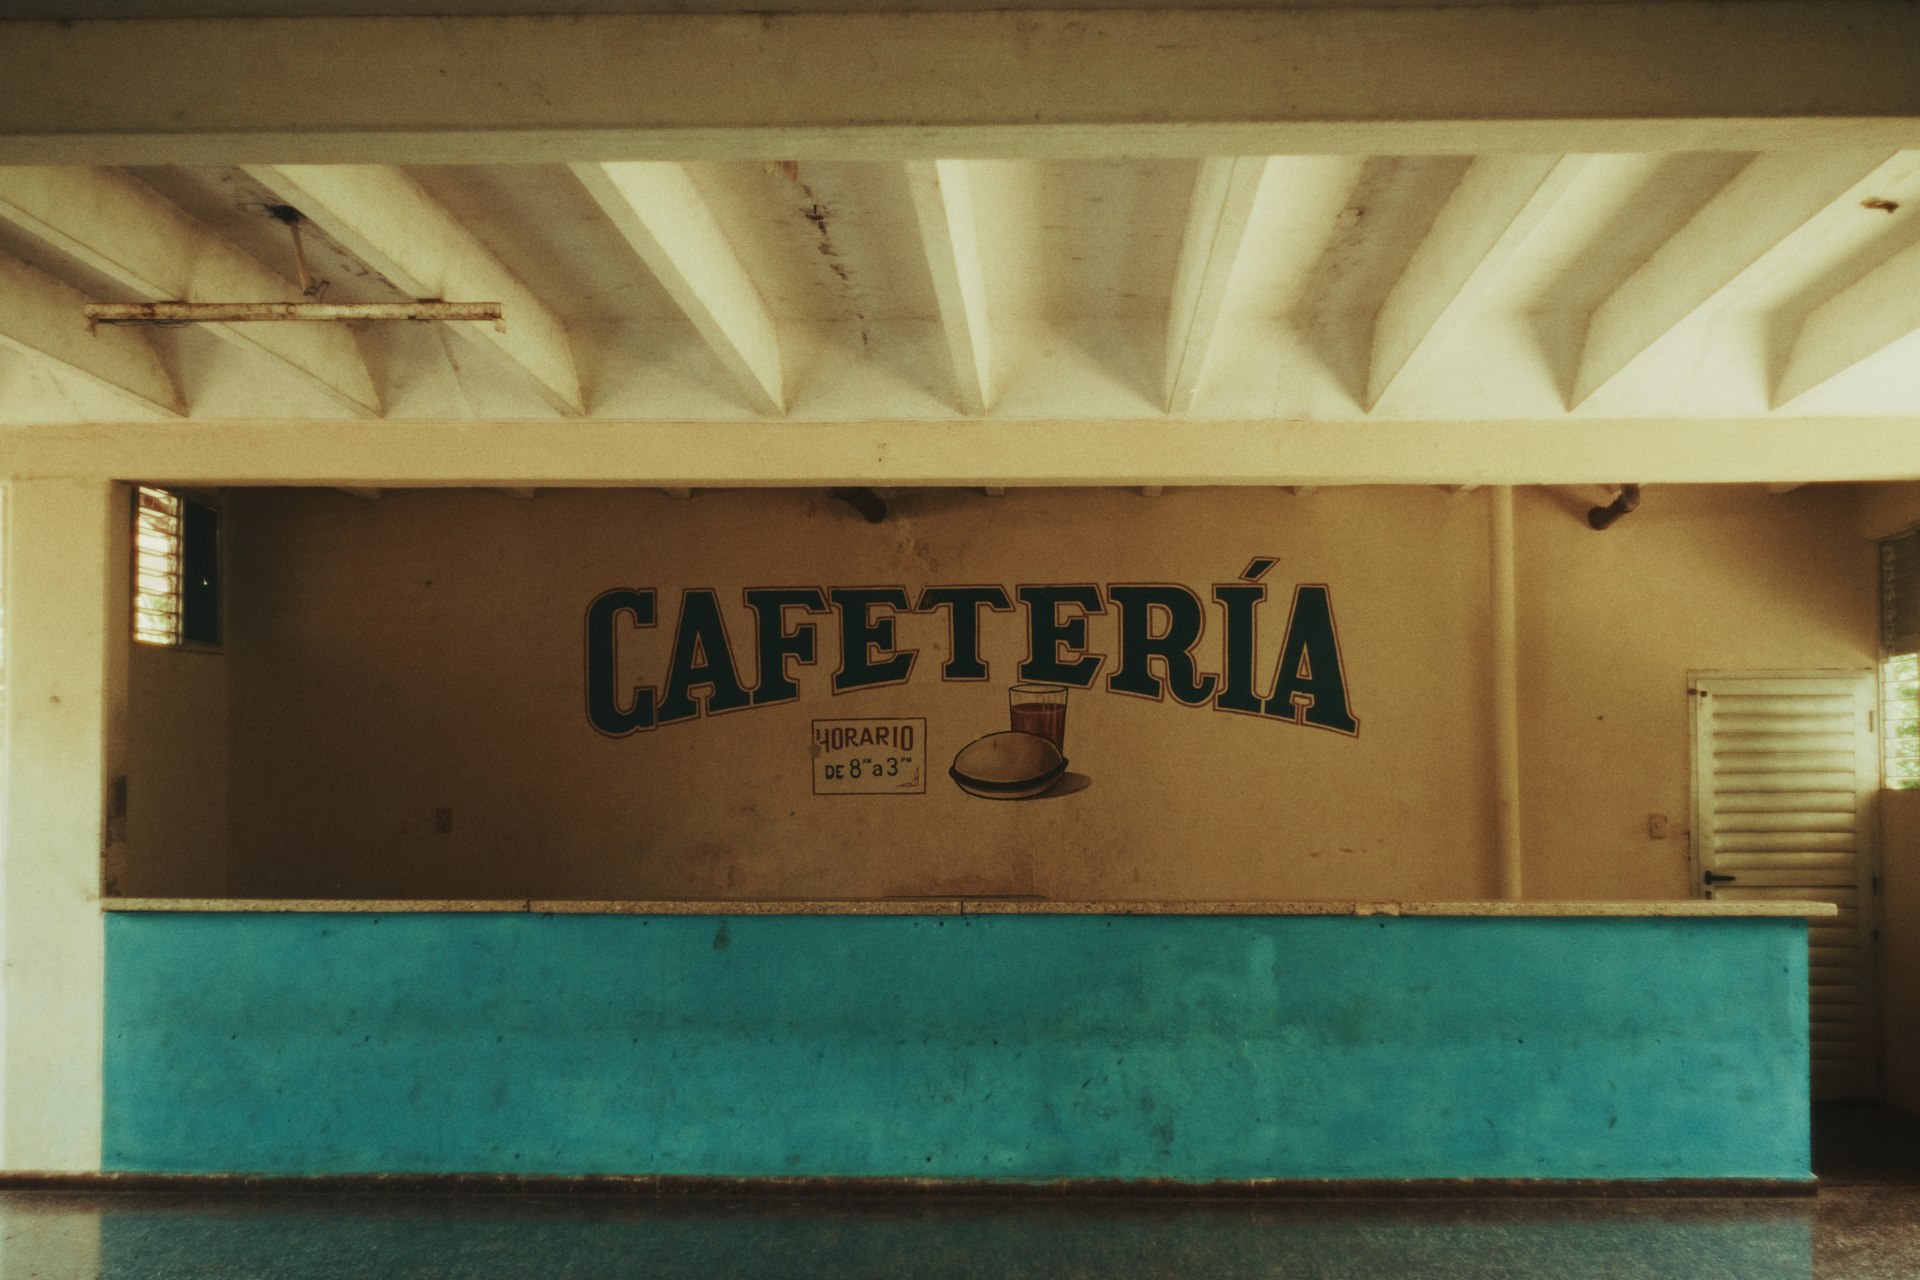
[433,807,453,835]
[1647,812,1669,840]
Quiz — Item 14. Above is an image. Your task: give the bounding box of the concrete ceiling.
[0,5,1915,487]
[3,153,1915,427]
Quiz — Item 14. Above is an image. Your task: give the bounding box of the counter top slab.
[103,898,1838,918]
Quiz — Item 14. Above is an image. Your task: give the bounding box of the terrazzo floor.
[2,1105,1915,1279]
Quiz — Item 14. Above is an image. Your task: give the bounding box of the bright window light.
[1883,653,1920,790]
[133,486,183,646]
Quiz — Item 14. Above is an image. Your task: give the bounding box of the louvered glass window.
[133,486,183,645]
[133,486,220,649]
[1884,654,1920,789]
[1880,530,1920,789]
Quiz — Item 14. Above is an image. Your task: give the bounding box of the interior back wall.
[201,485,1868,903]
[124,637,229,897]
[1859,484,1920,1112]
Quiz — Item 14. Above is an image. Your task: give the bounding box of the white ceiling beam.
[0,167,381,417]
[1572,152,1916,408]
[1,8,1917,164]
[1776,232,1920,405]
[570,162,782,417]
[906,159,992,416]
[1368,155,1588,412]
[14,418,1920,487]
[1165,156,1267,415]
[242,164,584,416]
[0,251,181,419]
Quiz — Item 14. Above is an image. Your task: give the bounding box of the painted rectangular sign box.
[811,717,926,794]
[103,912,1810,1181]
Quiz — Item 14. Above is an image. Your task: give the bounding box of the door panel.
[1692,673,1880,1101]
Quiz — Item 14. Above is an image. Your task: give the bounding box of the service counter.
[102,899,1829,1186]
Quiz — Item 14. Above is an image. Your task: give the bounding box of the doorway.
[1691,671,1881,1102]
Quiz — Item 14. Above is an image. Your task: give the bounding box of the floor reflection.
[0,1192,1832,1280]
[18,1104,1920,1280]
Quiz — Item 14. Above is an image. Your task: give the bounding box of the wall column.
[1,478,120,1171]
[1491,485,1523,900]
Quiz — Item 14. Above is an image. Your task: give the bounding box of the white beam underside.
[6,418,1920,487]
[0,167,381,416]
[0,252,181,418]
[243,164,585,415]
[570,162,783,416]
[906,159,992,416]
[1368,154,1585,411]
[1,8,1917,164]
[1166,156,1266,414]
[1573,152,1914,408]
[1778,234,1920,405]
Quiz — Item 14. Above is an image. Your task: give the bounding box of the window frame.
[131,484,223,654]
[1879,528,1920,790]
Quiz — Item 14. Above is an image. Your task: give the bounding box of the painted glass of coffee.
[1008,683,1068,751]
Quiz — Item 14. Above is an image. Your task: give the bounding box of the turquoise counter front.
[102,905,1815,1182]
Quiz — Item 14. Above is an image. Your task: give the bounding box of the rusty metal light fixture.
[82,205,503,330]
[86,300,504,328]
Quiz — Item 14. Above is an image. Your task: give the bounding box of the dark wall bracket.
[1588,485,1643,531]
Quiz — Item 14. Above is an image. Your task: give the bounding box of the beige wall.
[1859,483,1920,543]
[1,479,113,1170]
[1518,484,1874,901]
[191,483,1875,905]
[224,485,1494,900]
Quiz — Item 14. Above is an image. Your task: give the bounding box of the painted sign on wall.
[812,718,926,795]
[587,557,1357,803]
[585,557,1357,738]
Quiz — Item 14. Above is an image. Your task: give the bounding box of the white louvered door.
[1691,673,1880,1101]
